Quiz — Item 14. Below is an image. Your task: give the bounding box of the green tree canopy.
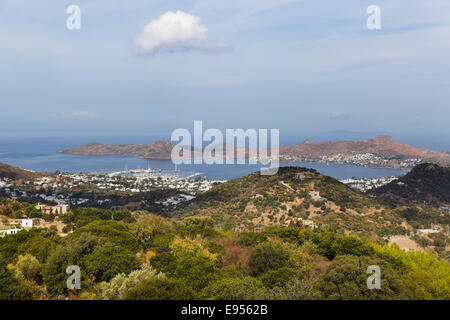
[123,278,196,300]
[85,244,140,282]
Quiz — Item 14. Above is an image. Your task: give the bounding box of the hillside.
[280,135,450,167]
[169,167,448,237]
[1,167,449,300]
[0,163,42,181]
[61,135,450,168]
[369,163,450,206]
[60,140,174,159]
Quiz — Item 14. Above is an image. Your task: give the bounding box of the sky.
[0,0,449,146]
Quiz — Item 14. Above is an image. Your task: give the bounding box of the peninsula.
[61,135,450,169]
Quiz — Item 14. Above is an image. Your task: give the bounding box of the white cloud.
[133,10,229,55]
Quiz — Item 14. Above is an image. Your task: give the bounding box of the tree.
[123,278,196,300]
[249,240,292,276]
[260,267,298,289]
[67,220,140,252]
[42,233,104,296]
[311,233,373,260]
[15,254,41,282]
[0,255,28,300]
[176,216,219,239]
[254,278,315,300]
[201,277,263,300]
[371,243,450,299]
[102,264,165,300]
[85,244,140,282]
[150,238,220,291]
[130,214,173,250]
[314,255,415,300]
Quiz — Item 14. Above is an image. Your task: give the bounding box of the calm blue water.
[0,136,407,180]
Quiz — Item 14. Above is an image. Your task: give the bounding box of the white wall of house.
[35,203,70,215]
[21,219,33,228]
[0,228,21,236]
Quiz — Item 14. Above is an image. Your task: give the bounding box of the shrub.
[315,255,418,300]
[85,244,140,282]
[176,216,219,239]
[123,278,196,300]
[151,238,220,291]
[42,233,104,296]
[67,220,140,252]
[15,254,41,282]
[102,264,165,300]
[249,240,292,276]
[254,278,315,300]
[0,255,28,300]
[260,267,299,289]
[201,277,263,300]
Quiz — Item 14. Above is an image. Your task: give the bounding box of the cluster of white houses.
[0,219,36,236]
[0,203,70,237]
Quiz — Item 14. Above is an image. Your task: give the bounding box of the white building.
[298,218,316,229]
[0,228,21,236]
[35,203,70,214]
[417,229,439,234]
[21,219,33,228]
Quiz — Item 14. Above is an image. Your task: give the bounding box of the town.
[280,152,423,168]
[340,176,399,192]
[0,170,225,208]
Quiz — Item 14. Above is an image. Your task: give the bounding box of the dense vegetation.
[1,215,449,300]
[0,166,449,300]
[369,163,450,206]
[169,167,447,241]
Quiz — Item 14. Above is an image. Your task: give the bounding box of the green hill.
[369,163,450,206]
[169,167,432,238]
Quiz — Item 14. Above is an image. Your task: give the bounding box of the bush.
[260,267,298,289]
[254,278,315,300]
[102,264,165,300]
[0,255,28,299]
[42,233,104,296]
[249,240,292,276]
[176,216,219,239]
[123,278,196,300]
[151,238,220,291]
[315,255,416,300]
[85,244,140,282]
[15,254,41,282]
[67,220,140,252]
[201,277,263,300]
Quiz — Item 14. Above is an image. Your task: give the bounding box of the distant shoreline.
[60,135,450,170]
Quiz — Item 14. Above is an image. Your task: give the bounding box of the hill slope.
[280,135,450,167]
[369,163,450,206]
[0,163,42,181]
[60,140,174,159]
[61,135,450,168]
[169,167,439,237]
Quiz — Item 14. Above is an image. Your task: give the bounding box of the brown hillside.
[0,163,42,181]
[61,140,174,159]
[280,135,450,165]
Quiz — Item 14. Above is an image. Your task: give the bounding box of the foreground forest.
[1,167,449,300]
[1,215,449,300]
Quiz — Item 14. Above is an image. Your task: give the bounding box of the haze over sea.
[0,135,418,180]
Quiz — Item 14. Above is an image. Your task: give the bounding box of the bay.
[0,136,406,180]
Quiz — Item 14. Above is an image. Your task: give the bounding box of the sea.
[0,136,408,180]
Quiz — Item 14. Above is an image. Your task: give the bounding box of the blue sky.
[0,0,449,144]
